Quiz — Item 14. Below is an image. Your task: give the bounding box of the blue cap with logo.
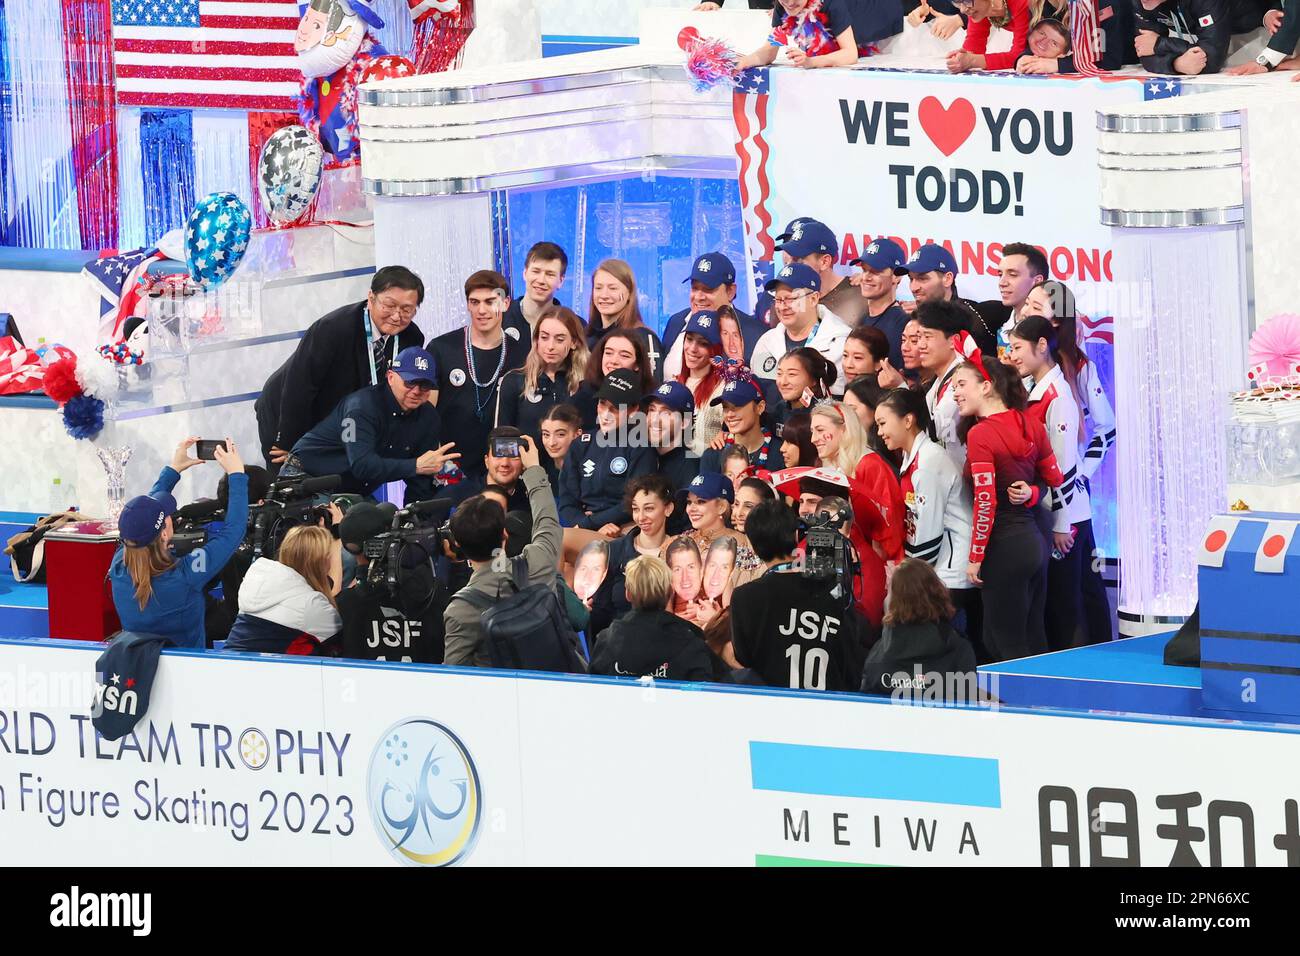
[647,380,695,416]
[710,377,764,407]
[682,471,734,503]
[851,237,907,272]
[899,243,956,277]
[684,252,736,288]
[776,219,838,260]
[119,491,178,547]
[774,216,815,243]
[390,346,437,386]
[680,309,722,348]
[764,262,821,294]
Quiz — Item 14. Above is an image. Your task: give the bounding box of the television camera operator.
[336,500,450,664]
[729,499,867,691]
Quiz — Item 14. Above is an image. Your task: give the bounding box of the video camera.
[802,507,850,582]
[170,498,223,557]
[361,497,455,605]
[248,474,342,559]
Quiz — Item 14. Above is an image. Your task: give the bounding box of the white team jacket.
[749,305,851,393]
[900,434,973,590]
[1027,364,1091,534]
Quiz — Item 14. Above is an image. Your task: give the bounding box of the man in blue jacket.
[287,347,458,502]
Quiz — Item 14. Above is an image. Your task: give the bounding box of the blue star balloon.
[184,191,253,289]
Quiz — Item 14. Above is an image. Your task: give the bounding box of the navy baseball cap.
[776,219,838,260]
[851,238,907,272]
[899,243,957,277]
[683,252,736,288]
[682,471,734,503]
[681,309,722,348]
[710,377,764,407]
[647,380,696,416]
[119,491,178,546]
[764,262,821,294]
[594,367,644,406]
[390,346,437,385]
[774,216,815,243]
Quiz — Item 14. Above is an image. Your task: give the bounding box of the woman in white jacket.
[224,525,343,655]
[874,387,980,653]
[1009,315,1111,651]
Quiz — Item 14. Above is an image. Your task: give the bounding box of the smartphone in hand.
[195,439,229,461]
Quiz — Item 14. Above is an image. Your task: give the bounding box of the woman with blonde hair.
[496,304,589,449]
[586,258,665,382]
[224,524,343,655]
[110,437,249,649]
[588,554,720,682]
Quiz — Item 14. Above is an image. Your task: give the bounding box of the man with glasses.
[257,265,427,473]
[749,263,851,396]
[285,347,458,503]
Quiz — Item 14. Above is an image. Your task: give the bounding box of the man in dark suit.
[256,265,426,471]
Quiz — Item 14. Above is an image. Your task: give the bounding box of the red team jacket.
[964,409,1063,564]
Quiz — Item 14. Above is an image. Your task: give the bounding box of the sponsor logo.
[368,718,482,867]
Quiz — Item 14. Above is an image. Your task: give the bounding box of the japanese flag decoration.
[1198,515,1241,569]
[1199,14,1214,26]
[1254,519,1298,574]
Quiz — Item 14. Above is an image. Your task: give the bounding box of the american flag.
[83,248,165,343]
[1068,0,1103,76]
[1143,78,1182,100]
[733,66,776,301]
[110,0,300,111]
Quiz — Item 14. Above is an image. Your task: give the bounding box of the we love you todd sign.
[734,68,1151,301]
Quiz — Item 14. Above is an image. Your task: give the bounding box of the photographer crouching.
[110,437,248,649]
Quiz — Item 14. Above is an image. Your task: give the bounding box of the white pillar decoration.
[1110,225,1247,631]
[372,193,494,341]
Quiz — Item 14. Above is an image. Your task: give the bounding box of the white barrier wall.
[2,639,1298,867]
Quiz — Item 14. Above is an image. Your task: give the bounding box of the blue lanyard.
[363,306,397,386]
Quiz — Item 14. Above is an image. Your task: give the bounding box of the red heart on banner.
[917,96,977,157]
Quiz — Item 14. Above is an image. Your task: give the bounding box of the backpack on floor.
[454,557,588,674]
[5,511,85,584]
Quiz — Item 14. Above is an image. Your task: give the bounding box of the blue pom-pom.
[62,393,105,441]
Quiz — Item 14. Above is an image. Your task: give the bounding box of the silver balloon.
[258,125,325,225]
